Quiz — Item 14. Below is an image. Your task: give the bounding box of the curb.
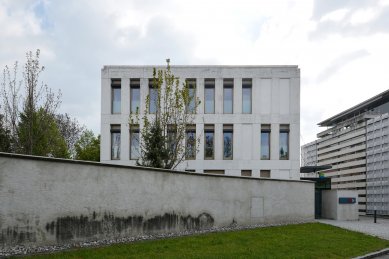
[353,248,389,259]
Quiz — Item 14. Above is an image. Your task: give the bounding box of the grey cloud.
[312,0,376,20]
[36,1,197,133]
[310,1,389,39]
[316,49,369,83]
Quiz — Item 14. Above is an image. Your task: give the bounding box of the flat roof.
[318,89,389,127]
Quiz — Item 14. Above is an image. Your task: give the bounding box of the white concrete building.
[301,89,389,215]
[101,65,300,180]
[366,113,389,215]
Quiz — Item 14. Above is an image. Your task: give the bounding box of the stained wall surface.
[0,153,314,248]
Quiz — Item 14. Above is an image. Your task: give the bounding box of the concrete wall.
[322,190,359,220]
[0,153,314,248]
[101,66,300,180]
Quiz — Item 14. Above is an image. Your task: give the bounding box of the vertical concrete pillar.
[197,78,204,114]
[215,78,223,114]
[252,123,261,160]
[234,78,242,114]
[121,78,130,161]
[215,123,223,160]
[197,123,204,162]
[140,78,148,117]
[271,123,280,160]
[271,78,280,114]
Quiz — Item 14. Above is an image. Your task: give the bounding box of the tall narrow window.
[261,124,271,160]
[111,125,121,160]
[130,79,140,113]
[223,79,233,114]
[242,78,252,114]
[167,125,176,153]
[223,125,233,159]
[130,125,140,160]
[186,79,196,113]
[204,125,214,160]
[111,79,121,114]
[149,79,158,113]
[280,124,290,160]
[204,79,215,114]
[186,125,196,160]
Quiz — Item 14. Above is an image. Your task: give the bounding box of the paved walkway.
[318,216,389,240]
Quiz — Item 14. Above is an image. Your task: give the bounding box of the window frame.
[279,124,290,160]
[204,125,215,160]
[111,125,121,160]
[242,78,252,114]
[130,79,140,114]
[223,78,234,114]
[204,79,215,114]
[261,124,271,160]
[130,125,140,160]
[111,79,121,114]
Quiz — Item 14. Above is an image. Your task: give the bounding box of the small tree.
[56,113,85,158]
[75,130,100,162]
[130,61,201,169]
[0,114,11,152]
[18,108,69,158]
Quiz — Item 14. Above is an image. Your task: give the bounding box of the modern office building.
[101,65,300,180]
[301,89,389,215]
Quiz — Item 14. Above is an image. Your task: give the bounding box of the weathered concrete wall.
[0,153,314,248]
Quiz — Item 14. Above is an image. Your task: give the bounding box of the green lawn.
[24,223,389,259]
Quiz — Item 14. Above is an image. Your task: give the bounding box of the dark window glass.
[149,88,158,113]
[242,79,252,114]
[204,129,214,159]
[186,129,196,159]
[261,130,270,160]
[130,127,140,160]
[223,130,233,159]
[205,79,215,114]
[280,131,289,160]
[223,79,233,114]
[130,80,140,113]
[186,79,196,113]
[111,126,121,160]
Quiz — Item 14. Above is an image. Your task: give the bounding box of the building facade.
[301,89,389,215]
[101,66,300,180]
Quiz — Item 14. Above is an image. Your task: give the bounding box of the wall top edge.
[102,65,299,70]
[0,152,311,184]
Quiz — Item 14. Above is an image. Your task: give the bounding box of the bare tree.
[56,113,85,158]
[130,61,201,169]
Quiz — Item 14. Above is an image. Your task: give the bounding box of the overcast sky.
[1,0,389,144]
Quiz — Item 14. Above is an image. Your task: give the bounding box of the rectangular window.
[149,79,158,113]
[130,125,140,160]
[204,170,225,175]
[223,79,233,114]
[280,124,290,160]
[242,78,252,114]
[261,124,271,160]
[223,124,233,160]
[111,125,121,160]
[186,125,196,160]
[204,124,214,160]
[204,79,215,114]
[186,79,196,113]
[167,125,176,153]
[241,170,252,177]
[130,79,140,113]
[111,79,121,114]
[260,170,271,178]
